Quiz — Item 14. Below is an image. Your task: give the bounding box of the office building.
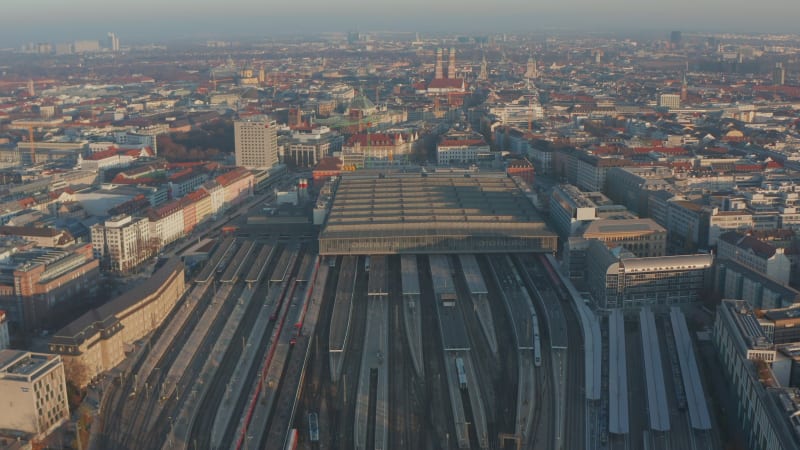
[762,306,800,345]
[436,131,490,165]
[714,259,800,310]
[0,350,69,437]
[670,31,682,46]
[284,126,342,168]
[0,245,100,332]
[549,184,622,238]
[659,94,681,109]
[234,117,279,169]
[713,300,800,450]
[586,240,712,308]
[563,218,666,280]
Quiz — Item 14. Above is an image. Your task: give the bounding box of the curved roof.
[620,254,713,272]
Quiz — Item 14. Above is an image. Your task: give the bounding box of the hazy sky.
[1,0,798,45]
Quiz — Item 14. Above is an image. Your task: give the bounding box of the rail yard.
[90,223,718,450]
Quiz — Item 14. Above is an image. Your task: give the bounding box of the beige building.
[234,117,279,169]
[91,215,153,272]
[147,200,184,247]
[0,226,74,248]
[0,350,69,438]
[202,181,225,216]
[49,259,185,387]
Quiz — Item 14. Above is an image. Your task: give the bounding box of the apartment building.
[147,200,184,247]
[91,215,153,272]
[216,168,254,209]
[717,231,792,285]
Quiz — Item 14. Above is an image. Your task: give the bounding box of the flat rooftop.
[319,173,557,255]
[583,218,665,236]
[0,350,60,381]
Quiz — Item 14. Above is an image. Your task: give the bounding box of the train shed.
[319,173,557,255]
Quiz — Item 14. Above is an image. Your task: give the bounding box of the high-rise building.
[670,31,682,46]
[107,32,120,52]
[234,117,279,169]
[659,93,681,109]
[0,350,69,437]
[773,63,786,85]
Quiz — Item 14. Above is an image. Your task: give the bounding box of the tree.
[63,358,90,409]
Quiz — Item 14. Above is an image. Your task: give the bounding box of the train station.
[318,172,557,255]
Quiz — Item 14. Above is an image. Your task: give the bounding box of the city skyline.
[1,0,799,45]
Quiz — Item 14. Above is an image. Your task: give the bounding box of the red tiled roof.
[148,200,182,220]
[0,225,61,238]
[313,157,342,172]
[428,78,465,89]
[347,133,402,147]
[184,189,210,202]
[734,164,763,172]
[720,231,778,259]
[215,167,251,186]
[633,147,687,155]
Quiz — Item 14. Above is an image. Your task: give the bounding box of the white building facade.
[0,350,69,437]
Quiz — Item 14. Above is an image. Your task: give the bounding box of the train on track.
[533,318,542,367]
